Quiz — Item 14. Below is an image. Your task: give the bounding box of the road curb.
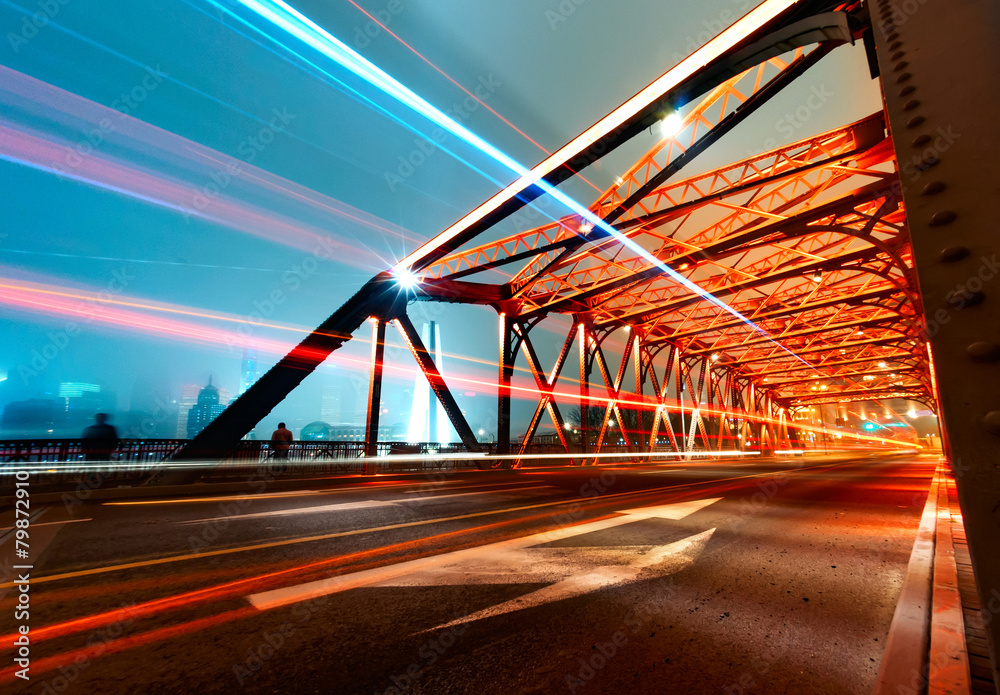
[873,462,973,695]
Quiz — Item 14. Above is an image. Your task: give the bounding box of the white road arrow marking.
[246,497,721,613]
[423,528,714,631]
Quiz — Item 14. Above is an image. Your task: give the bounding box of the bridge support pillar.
[363,318,387,474]
[874,0,1000,683]
[497,312,514,461]
[576,317,594,462]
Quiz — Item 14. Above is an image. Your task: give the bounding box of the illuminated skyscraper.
[406,321,452,443]
[186,377,227,439]
[176,383,201,438]
[58,382,102,399]
[58,382,115,429]
[240,349,257,395]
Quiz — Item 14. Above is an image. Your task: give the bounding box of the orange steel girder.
[421,119,930,412]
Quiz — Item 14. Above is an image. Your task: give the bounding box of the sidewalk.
[950,478,997,694]
[874,462,997,695]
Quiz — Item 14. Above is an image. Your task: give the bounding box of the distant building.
[240,350,257,396]
[1,398,57,437]
[58,382,101,399]
[301,420,404,442]
[321,383,341,425]
[57,382,115,436]
[301,421,333,441]
[185,378,229,439]
[0,382,115,437]
[176,384,202,438]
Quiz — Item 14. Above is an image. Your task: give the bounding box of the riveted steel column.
[577,316,593,460]
[363,318,387,473]
[873,0,1000,683]
[497,312,514,457]
[395,314,481,453]
[633,331,647,457]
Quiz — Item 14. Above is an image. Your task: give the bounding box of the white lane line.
[395,486,555,501]
[103,490,320,505]
[246,497,721,611]
[0,509,76,601]
[0,504,50,545]
[175,486,555,524]
[402,481,545,494]
[0,518,92,532]
[103,478,490,506]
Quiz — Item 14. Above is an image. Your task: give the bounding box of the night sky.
[0,0,882,439]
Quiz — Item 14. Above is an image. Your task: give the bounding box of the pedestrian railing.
[0,438,647,489]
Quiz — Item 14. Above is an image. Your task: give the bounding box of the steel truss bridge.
[168,0,1000,682]
[179,0,932,463]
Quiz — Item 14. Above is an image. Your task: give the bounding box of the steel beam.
[516,323,575,458]
[616,245,885,326]
[757,352,918,378]
[496,312,515,458]
[648,287,901,343]
[720,335,915,367]
[427,112,883,286]
[394,313,481,453]
[508,42,837,297]
[576,316,594,459]
[874,3,1000,682]
[363,318,387,472]
[683,316,910,357]
[160,274,401,478]
[399,2,856,276]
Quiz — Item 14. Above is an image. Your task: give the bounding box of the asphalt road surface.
[1,453,936,694]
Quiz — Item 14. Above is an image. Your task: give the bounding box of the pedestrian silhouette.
[271,421,293,471]
[81,413,119,462]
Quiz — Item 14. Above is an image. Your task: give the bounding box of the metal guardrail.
[0,439,488,462]
[0,438,185,464]
[0,438,645,489]
[0,438,643,464]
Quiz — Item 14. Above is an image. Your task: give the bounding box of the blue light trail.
[229,0,811,366]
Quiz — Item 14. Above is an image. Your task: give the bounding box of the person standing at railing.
[82,413,119,462]
[270,422,293,472]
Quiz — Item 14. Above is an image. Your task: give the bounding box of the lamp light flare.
[394,268,420,290]
[659,112,684,138]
